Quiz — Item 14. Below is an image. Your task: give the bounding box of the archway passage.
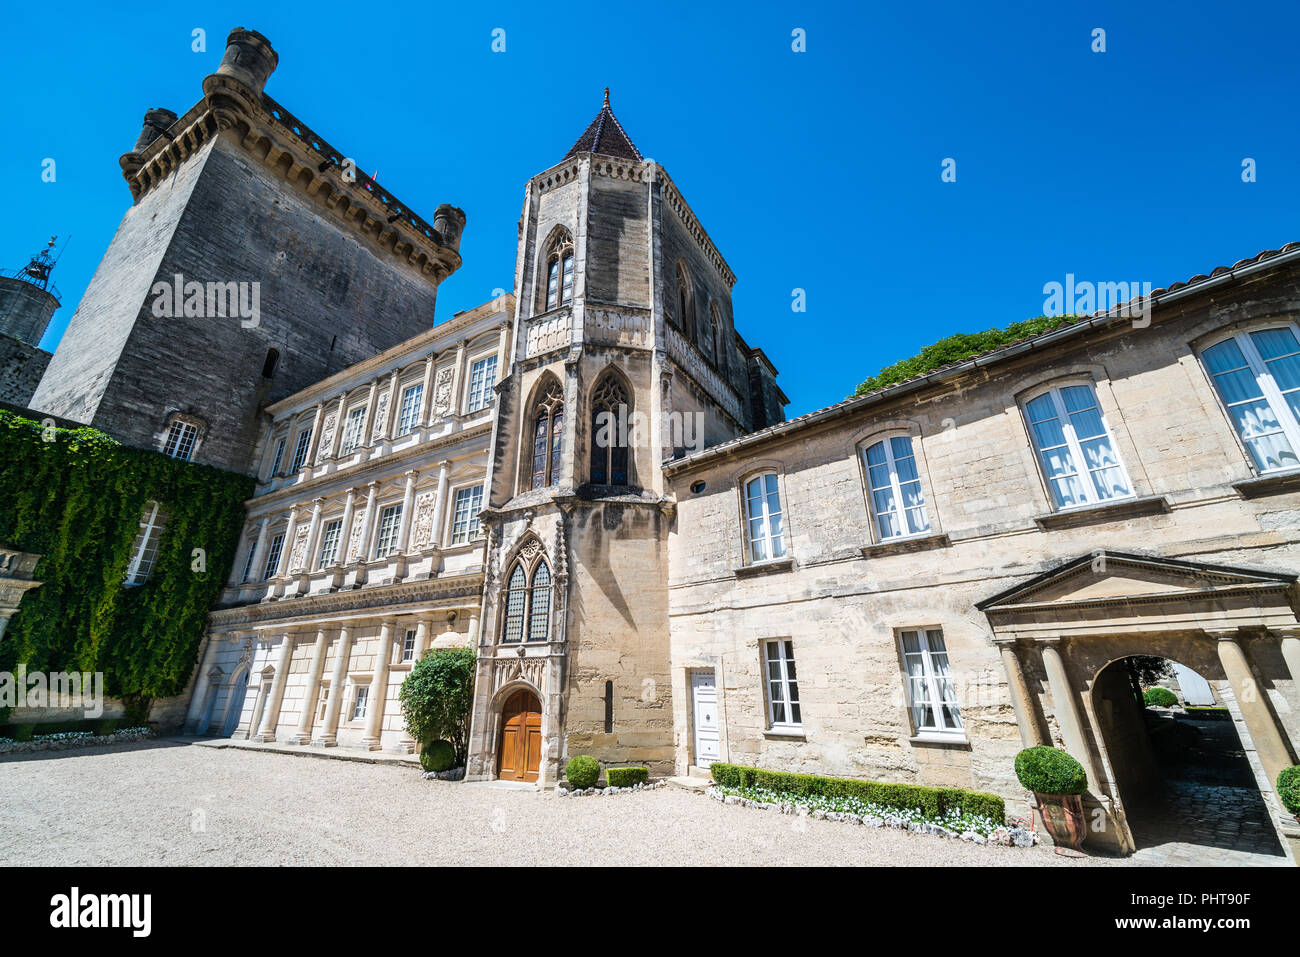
[497,689,542,782]
[1094,656,1285,864]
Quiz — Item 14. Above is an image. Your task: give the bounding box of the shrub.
[708,762,1004,820]
[1143,687,1178,708]
[606,766,648,788]
[398,647,476,765]
[566,755,600,789]
[1014,746,1087,795]
[1278,766,1300,816]
[12,724,35,743]
[419,740,455,773]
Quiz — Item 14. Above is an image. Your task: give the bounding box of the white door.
[691,671,720,768]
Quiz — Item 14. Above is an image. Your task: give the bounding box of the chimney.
[213,27,279,94]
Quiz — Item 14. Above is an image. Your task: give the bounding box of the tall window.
[501,557,553,643]
[397,383,423,436]
[763,639,801,730]
[401,628,417,663]
[711,302,725,373]
[1024,383,1132,509]
[675,261,696,340]
[124,501,167,585]
[269,436,286,476]
[744,472,786,563]
[317,519,343,568]
[450,485,484,544]
[544,234,575,311]
[864,435,930,540]
[375,504,403,559]
[530,382,564,489]
[290,427,313,472]
[163,420,198,461]
[899,628,962,735]
[589,375,630,486]
[1202,325,1300,473]
[350,685,369,721]
[466,355,498,412]
[262,533,285,581]
[340,406,366,455]
[239,535,258,584]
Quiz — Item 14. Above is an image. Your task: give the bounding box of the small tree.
[398,647,476,765]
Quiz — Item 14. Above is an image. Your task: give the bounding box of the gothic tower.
[29,28,465,473]
[465,91,786,784]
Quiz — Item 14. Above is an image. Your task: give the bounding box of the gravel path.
[0,740,1120,867]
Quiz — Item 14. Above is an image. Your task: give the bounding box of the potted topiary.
[565,754,600,790]
[419,739,455,774]
[1015,746,1088,854]
[1278,765,1300,825]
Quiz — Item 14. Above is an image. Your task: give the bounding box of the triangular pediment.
[976,551,1295,612]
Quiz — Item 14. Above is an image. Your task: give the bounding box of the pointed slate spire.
[564,88,643,161]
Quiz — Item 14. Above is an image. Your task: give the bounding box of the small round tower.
[0,238,62,344]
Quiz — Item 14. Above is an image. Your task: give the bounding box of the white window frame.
[267,435,287,478]
[317,518,343,569]
[374,504,403,559]
[350,683,369,721]
[762,639,801,731]
[1200,323,1300,474]
[396,383,424,436]
[466,354,499,413]
[898,628,964,737]
[262,533,285,581]
[400,628,417,663]
[1022,381,1134,511]
[862,434,931,541]
[163,420,199,461]
[743,472,787,564]
[124,501,166,586]
[449,484,485,545]
[289,427,313,473]
[238,533,258,584]
[339,405,367,455]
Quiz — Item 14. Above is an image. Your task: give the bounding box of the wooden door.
[497,690,542,782]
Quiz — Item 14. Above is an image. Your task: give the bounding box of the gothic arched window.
[590,374,630,486]
[710,302,725,374]
[530,381,564,490]
[501,556,553,643]
[675,261,696,341]
[543,232,575,312]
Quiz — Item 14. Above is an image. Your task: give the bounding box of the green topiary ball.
[1278,765,1300,816]
[1143,687,1179,708]
[606,766,649,788]
[566,754,601,789]
[420,740,455,773]
[1014,746,1087,795]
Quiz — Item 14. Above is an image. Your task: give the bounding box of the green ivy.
[851,315,1083,398]
[0,410,252,721]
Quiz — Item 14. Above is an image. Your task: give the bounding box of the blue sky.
[3,1,1296,417]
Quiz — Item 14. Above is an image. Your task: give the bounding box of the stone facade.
[0,335,51,406]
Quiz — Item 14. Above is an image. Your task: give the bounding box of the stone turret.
[119,108,177,180]
[434,205,467,253]
[212,27,279,94]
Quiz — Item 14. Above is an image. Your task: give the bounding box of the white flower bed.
[557,780,667,797]
[708,784,1037,847]
[0,726,155,755]
[421,766,466,781]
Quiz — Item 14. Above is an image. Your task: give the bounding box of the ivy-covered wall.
[0,411,252,717]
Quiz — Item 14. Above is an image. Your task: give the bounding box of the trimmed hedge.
[606,766,649,788]
[1143,687,1179,708]
[0,717,122,738]
[709,762,1004,821]
[566,755,601,789]
[419,740,455,773]
[1278,766,1300,816]
[1014,746,1087,795]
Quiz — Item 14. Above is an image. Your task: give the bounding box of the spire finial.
[603,87,610,108]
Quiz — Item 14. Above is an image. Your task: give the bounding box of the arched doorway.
[497,688,542,782]
[1092,655,1286,862]
[222,670,249,738]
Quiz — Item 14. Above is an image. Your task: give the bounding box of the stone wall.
[0,335,51,406]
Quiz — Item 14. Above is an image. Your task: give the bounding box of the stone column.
[186,632,224,733]
[1212,630,1297,789]
[254,632,295,742]
[362,619,396,750]
[381,370,401,441]
[314,624,352,747]
[289,628,330,745]
[299,497,325,575]
[243,521,270,586]
[415,616,432,657]
[495,323,510,382]
[1274,628,1300,689]
[356,481,380,564]
[273,505,300,579]
[303,403,325,469]
[428,461,451,548]
[419,353,436,427]
[1038,638,1103,793]
[397,469,419,554]
[467,606,481,647]
[449,340,468,417]
[335,488,357,567]
[327,393,348,459]
[360,380,380,449]
[997,639,1044,748]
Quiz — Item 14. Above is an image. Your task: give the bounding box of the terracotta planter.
[1035,792,1086,851]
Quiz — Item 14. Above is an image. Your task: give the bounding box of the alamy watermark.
[593,405,706,456]
[0,666,104,718]
[1042,273,1153,327]
[150,273,261,328]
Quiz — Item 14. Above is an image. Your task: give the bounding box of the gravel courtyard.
[0,740,1115,867]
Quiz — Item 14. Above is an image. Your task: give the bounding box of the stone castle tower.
[29,28,466,473]
[464,91,787,784]
[0,239,60,405]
